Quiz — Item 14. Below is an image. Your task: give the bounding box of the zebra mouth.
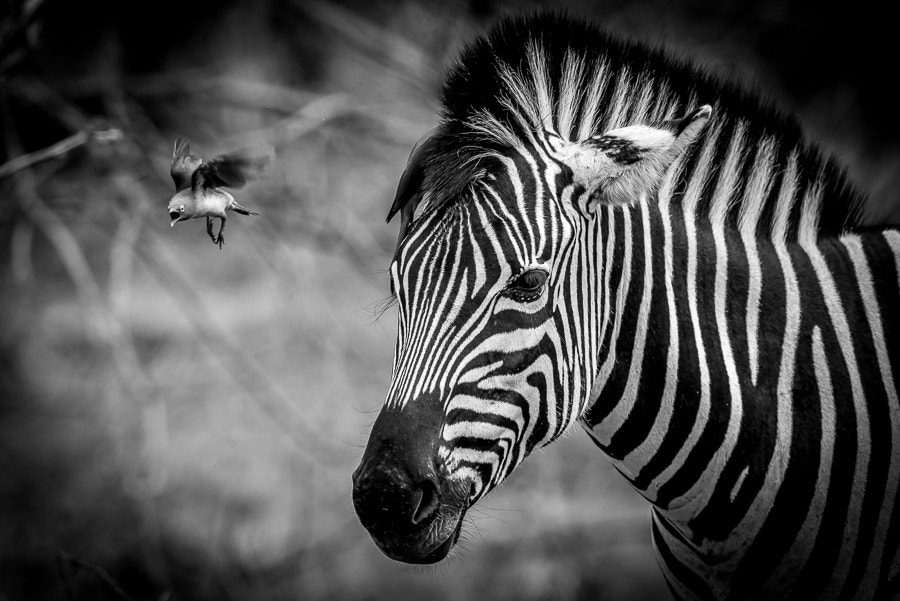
[412,512,465,564]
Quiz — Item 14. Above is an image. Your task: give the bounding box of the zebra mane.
[411,12,868,241]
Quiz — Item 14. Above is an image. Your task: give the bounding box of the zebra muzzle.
[351,400,468,563]
[351,458,466,563]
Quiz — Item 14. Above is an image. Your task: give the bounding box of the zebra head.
[351,100,712,563]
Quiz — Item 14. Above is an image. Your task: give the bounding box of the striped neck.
[581,199,741,508]
[577,191,900,596]
[577,197,781,596]
[578,192,793,531]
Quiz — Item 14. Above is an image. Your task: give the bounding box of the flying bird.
[168,138,273,248]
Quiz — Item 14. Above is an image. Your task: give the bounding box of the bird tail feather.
[231,201,260,216]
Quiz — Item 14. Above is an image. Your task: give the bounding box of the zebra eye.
[505,268,548,300]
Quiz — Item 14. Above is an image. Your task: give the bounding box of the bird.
[168,138,273,248]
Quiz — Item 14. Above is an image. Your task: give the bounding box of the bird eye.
[505,268,548,301]
[178,205,185,212]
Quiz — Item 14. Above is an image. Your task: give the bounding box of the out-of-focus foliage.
[0,1,896,600]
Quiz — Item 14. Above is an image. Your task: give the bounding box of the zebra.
[351,13,900,600]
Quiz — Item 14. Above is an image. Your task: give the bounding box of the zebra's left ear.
[387,126,443,254]
[560,105,712,206]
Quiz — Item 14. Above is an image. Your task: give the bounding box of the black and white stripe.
[372,13,899,599]
[580,192,900,600]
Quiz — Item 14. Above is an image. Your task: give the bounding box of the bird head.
[167,190,194,227]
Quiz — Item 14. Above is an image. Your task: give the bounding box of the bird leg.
[214,215,226,249]
[206,217,216,243]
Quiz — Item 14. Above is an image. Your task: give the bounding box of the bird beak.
[169,211,181,227]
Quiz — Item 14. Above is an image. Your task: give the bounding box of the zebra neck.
[574,190,900,598]
[577,185,900,568]
[578,198,754,511]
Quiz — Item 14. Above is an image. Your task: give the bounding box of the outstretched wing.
[170,138,203,192]
[193,146,275,192]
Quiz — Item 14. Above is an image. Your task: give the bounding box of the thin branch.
[0,130,88,179]
[2,102,166,501]
[0,0,47,72]
[295,0,440,94]
[11,217,35,283]
[8,77,97,133]
[48,549,139,601]
[218,92,355,150]
[54,552,77,601]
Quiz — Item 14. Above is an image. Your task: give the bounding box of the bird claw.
[215,234,225,249]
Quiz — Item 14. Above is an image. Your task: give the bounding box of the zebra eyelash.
[503,268,549,302]
[365,293,399,324]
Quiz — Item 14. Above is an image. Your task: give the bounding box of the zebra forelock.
[397,12,869,247]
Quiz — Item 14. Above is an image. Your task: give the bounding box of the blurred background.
[0,1,897,600]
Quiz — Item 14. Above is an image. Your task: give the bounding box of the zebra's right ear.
[387,127,442,254]
[558,105,712,206]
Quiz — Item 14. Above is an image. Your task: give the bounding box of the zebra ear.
[563,105,712,206]
[387,127,442,254]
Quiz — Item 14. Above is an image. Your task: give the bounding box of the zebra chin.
[373,508,466,564]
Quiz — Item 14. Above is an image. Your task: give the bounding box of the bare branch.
[54,552,77,601]
[47,548,139,601]
[295,0,440,94]
[0,131,88,179]
[0,124,122,181]
[10,217,35,283]
[2,101,166,497]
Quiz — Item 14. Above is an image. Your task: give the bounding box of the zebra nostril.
[411,478,440,524]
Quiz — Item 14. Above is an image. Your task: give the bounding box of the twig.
[0,0,47,73]
[6,77,92,133]
[127,73,319,114]
[55,552,77,601]
[218,92,355,150]
[48,549,139,601]
[0,130,88,179]
[0,48,27,73]
[11,217,35,283]
[2,102,162,499]
[295,0,440,93]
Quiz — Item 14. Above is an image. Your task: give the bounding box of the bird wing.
[193,146,275,192]
[170,138,203,192]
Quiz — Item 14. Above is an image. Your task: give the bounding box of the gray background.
[1,1,896,599]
